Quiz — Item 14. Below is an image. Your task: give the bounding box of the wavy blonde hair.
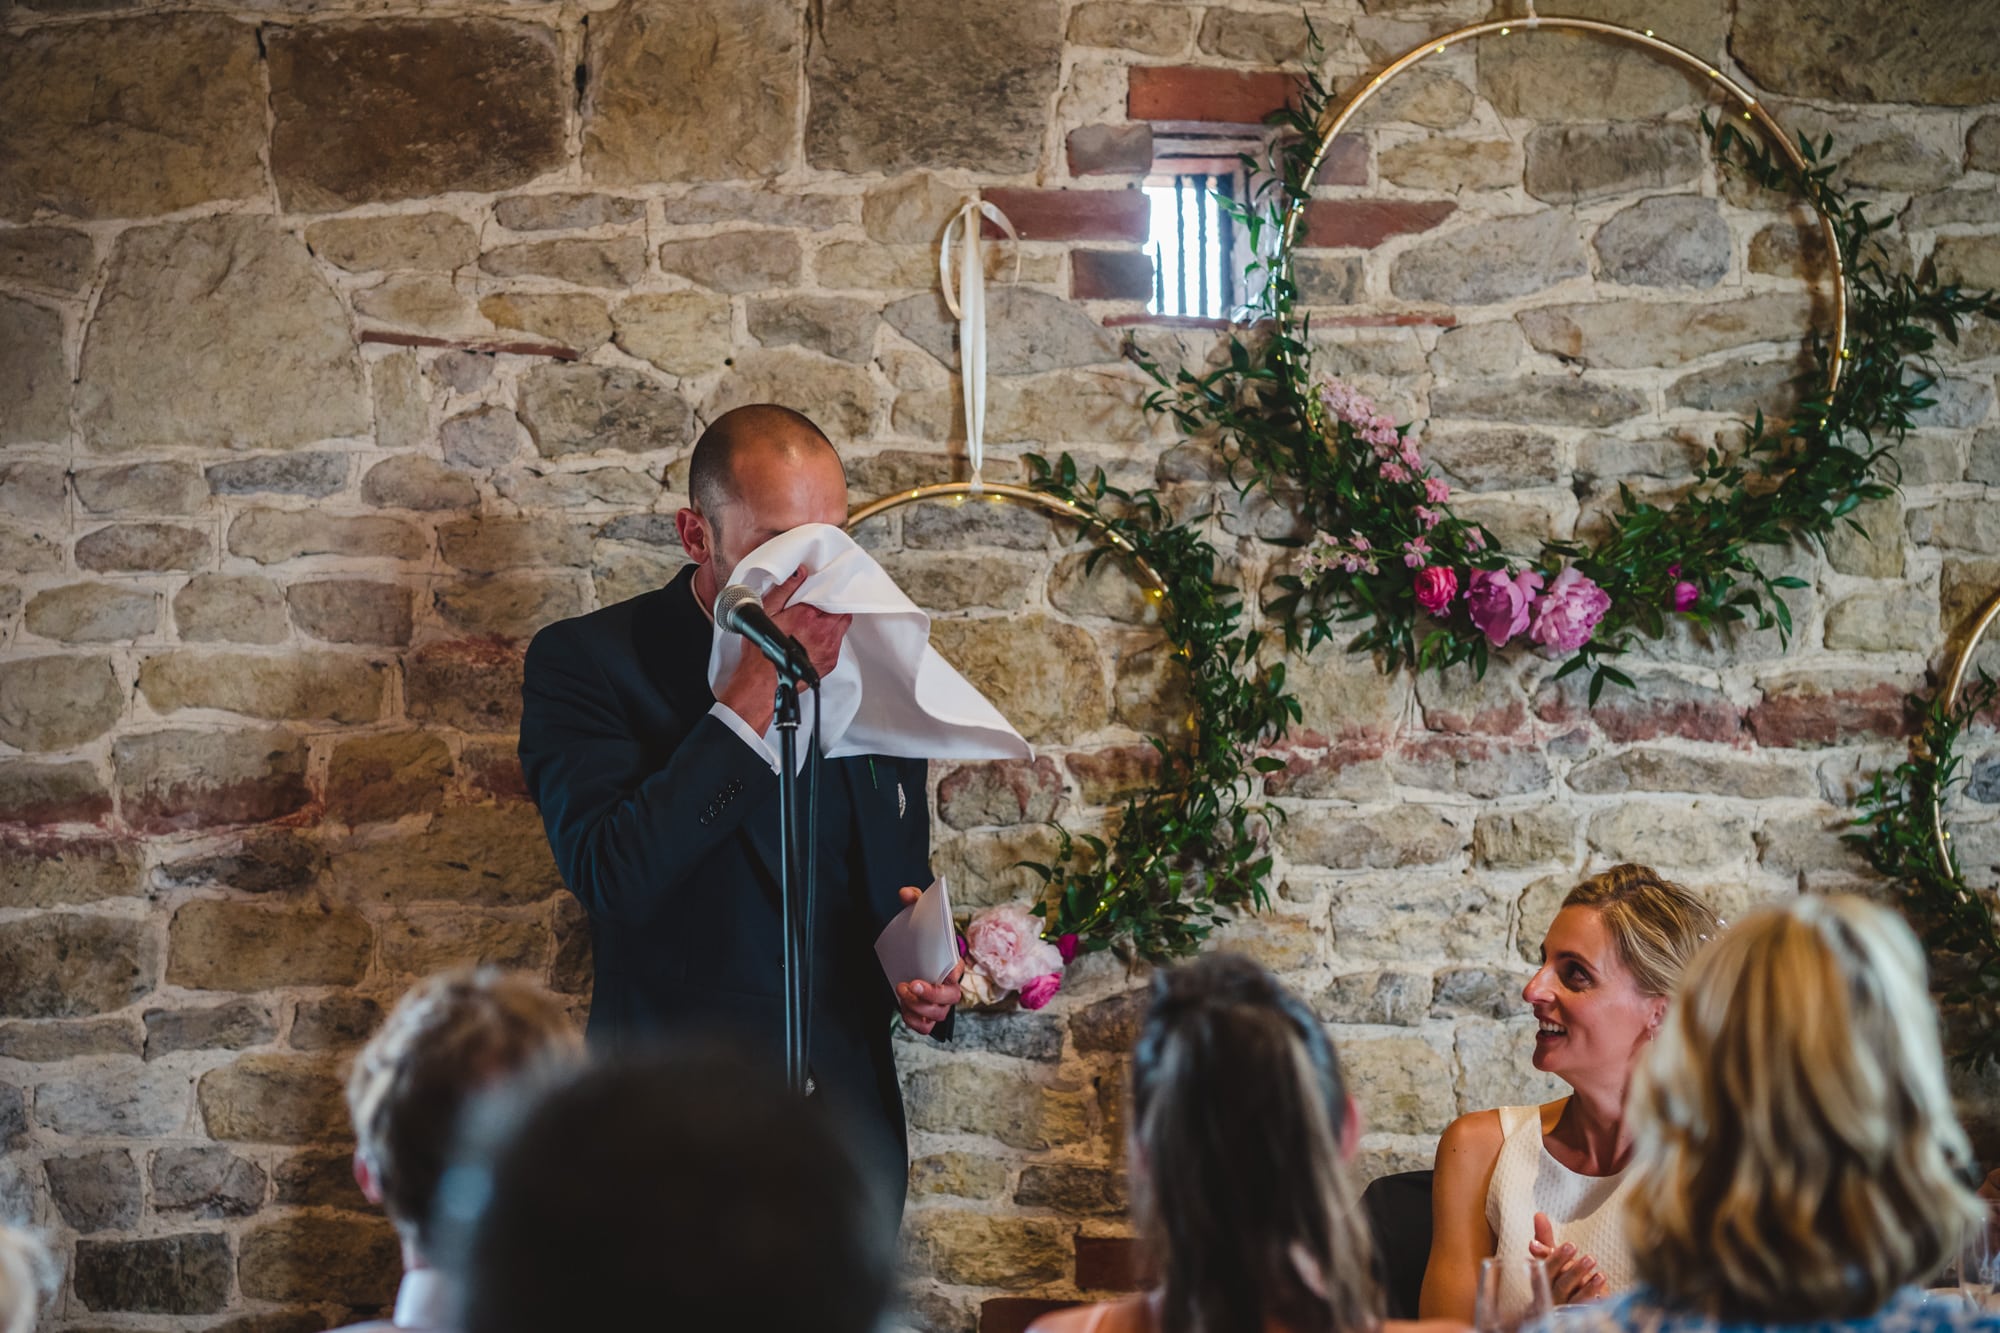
[1561,864,1720,997]
[1624,895,1984,1319]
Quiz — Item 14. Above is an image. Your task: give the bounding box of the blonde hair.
[347,968,581,1249]
[0,1225,55,1333]
[1625,895,1984,1320]
[1132,953,1380,1333]
[1562,864,1720,996]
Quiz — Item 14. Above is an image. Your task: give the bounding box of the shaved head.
[688,405,839,524]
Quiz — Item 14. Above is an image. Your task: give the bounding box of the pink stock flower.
[1351,535,1371,552]
[1672,580,1699,612]
[1402,537,1431,569]
[1465,568,1544,647]
[1528,566,1613,654]
[1414,565,1459,616]
[1379,462,1411,484]
[1399,443,1425,471]
[1362,415,1401,448]
[1465,528,1487,552]
[963,904,1065,994]
[1414,505,1443,531]
[1424,477,1451,504]
[1018,972,1064,1010]
[1318,379,1378,427]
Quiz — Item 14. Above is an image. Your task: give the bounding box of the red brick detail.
[1298,199,1456,250]
[1075,1234,1152,1291]
[980,1299,1080,1333]
[1127,65,1297,125]
[1745,681,1913,748]
[981,189,1150,242]
[1101,313,1234,330]
[1313,133,1369,186]
[1067,123,1155,177]
[1071,249,1157,302]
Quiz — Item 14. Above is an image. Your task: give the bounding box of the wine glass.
[1475,1256,1555,1333]
[1958,1228,1997,1309]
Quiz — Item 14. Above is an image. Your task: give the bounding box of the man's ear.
[674,507,712,566]
[1339,1094,1364,1163]
[353,1150,384,1206]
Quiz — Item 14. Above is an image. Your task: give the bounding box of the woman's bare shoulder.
[1026,1297,1144,1333]
[1436,1107,1506,1159]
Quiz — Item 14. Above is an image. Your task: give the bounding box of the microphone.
[716,583,820,686]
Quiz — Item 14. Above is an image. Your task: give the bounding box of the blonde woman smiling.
[1545,894,1994,1332]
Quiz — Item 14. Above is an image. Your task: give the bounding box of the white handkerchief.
[874,875,959,987]
[705,522,1033,768]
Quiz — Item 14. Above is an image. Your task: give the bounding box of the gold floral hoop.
[1934,585,2000,867]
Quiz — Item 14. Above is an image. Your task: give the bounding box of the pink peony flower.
[1057,933,1079,963]
[1379,462,1411,484]
[964,904,1065,993]
[1528,566,1613,654]
[1402,537,1431,569]
[1414,565,1459,616]
[1671,580,1699,612]
[1424,477,1451,504]
[1465,568,1545,647]
[1018,972,1064,1009]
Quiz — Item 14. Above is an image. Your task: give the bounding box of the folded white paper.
[705,522,1033,768]
[874,875,960,987]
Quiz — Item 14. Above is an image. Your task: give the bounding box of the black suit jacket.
[518,565,939,1173]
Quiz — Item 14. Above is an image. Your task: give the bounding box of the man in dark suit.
[518,403,962,1198]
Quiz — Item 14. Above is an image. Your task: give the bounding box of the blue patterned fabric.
[1528,1287,2000,1333]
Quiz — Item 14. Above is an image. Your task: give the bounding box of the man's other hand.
[894,884,963,1035]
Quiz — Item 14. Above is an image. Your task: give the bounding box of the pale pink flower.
[1403,537,1431,569]
[1018,972,1064,1009]
[1465,568,1544,647]
[1424,477,1451,504]
[1317,378,1377,427]
[1351,535,1371,552]
[964,904,1065,993]
[1414,505,1443,531]
[1379,462,1411,484]
[1465,529,1487,552]
[1527,567,1612,654]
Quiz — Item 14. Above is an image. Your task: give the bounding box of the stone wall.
[2,0,1999,1327]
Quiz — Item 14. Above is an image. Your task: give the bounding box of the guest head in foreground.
[1572,893,1991,1330]
[342,969,581,1331]
[0,1223,57,1333]
[432,1047,895,1333]
[1421,864,1721,1321]
[1032,952,1386,1333]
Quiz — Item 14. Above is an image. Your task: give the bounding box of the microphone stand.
[770,671,818,1098]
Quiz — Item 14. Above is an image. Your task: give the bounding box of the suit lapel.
[634,564,714,718]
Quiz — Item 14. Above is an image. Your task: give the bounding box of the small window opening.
[1144,131,1264,320]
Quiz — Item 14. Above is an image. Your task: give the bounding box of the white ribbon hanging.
[938,200,1018,495]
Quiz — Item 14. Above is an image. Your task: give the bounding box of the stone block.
[1126,65,1294,125]
[1472,810,1574,869]
[200,1054,349,1144]
[24,583,157,643]
[305,212,478,272]
[977,188,1150,243]
[1746,671,1914,748]
[75,522,210,572]
[876,553,1035,613]
[47,1149,142,1232]
[1594,196,1729,288]
[1568,748,1813,799]
[0,834,139,907]
[272,1148,371,1209]
[79,217,369,452]
[656,230,803,293]
[1911,377,1996,430]
[1538,669,1741,744]
[326,731,451,824]
[174,575,288,645]
[1068,2,1190,54]
[518,363,695,458]
[0,761,113,825]
[909,1152,1009,1200]
[268,20,565,210]
[0,297,66,447]
[1067,744,1164,807]
[353,274,478,333]
[1391,210,1588,306]
[227,510,425,564]
[1824,589,1935,654]
[706,347,881,440]
[1912,498,2000,555]
[1295,255,1363,306]
[746,295,882,365]
[374,350,430,451]
[0,655,122,752]
[1299,199,1456,251]
[379,911,549,977]
[1732,0,2000,106]
[0,226,95,294]
[1260,745,1391,802]
[72,461,206,516]
[328,803,562,907]
[437,407,527,472]
[592,549,685,607]
[1456,1018,1565,1111]
[0,16,264,222]
[290,995,384,1052]
[0,1016,140,1061]
[439,515,591,574]
[478,237,646,289]
[1518,292,1811,371]
[930,616,1107,745]
[238,1214,400,1304]
[1280,805,1463,871]
[138,650,386,725]
[1479,24,1711,121]
[496,193,644,231]
[144,1001,277,1060]
[611,292,735,377]
[36,1064,192,1137]
[0,526,60,575]
[903,1209,1068,1288]
[1666,358,1808,419]
[1015,1162,1127,1214]
[205,452,348,498]
[288,579,415,646]
[1341,1033,1456,1134]
[1423,427,1563,493]
[480,292,614,356]
[1585,803,1753,870]
[1329,877,1506,963]
[153,1146,267,1218]
[1316,968,1431,1026]
[1070,987,1147,1055]
[886,288,1118,376]
[169,901,372,993]
[1756,810,1872,879]
[156,829,324,897]
[1068,124,1155,177]
[1388,737,1550,799]
[1380,139,1519,192]
[1524,123,1702,204]
[405,639,526,732]
[936,758,1063,830]
[948,1010,1064,1063]
[1283,646,1411,745]
[1432,966,1528,1021]
[74,1233,231,1314]
[500,465,657,510]
[808,0,1062,173]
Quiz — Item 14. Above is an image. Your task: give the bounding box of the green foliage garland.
[1850,677,2000,1069]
